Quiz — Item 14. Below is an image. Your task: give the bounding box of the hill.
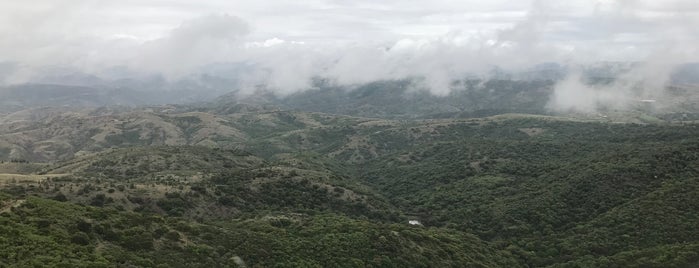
[0,195,519,267]
[1,106,699,267]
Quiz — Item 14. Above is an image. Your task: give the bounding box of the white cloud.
[0,0,697,97]
[131,14,250,76]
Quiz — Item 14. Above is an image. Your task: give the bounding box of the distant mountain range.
[1,62,698,118]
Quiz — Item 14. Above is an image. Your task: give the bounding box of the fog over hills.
[2,1,699,267]
[1,0,699,111]
[2,63,699,117]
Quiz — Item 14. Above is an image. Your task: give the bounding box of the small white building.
[408,220,422,226]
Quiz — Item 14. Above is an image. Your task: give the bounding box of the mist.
[1,0,698,110]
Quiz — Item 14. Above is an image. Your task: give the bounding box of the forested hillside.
[1,105,698,267]
[4,0,699,266]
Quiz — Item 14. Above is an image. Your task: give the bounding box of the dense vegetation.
[0,194,517,267]
[2,106,699,267]
[359,119,699,267]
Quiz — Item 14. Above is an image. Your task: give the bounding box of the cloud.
[0,0,697,100]
[545,0,699,113]
[546,71,630,113]
[132,14,250,76]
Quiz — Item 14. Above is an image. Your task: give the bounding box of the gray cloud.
[0,0,697,101]
[133,14,250,76]
[545,0,699,113]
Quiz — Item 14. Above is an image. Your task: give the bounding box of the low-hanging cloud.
[134,14,250,76]
[0,0,697,103]
[546,0,699,113]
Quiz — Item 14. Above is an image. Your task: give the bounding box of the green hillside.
[1,195,520,267]
[1,108,699,267]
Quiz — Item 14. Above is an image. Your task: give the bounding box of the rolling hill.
[1,95,699,267]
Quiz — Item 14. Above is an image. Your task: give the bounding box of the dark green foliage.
[3,111,699,267]
[355,119,699,267]
[105,130,143,146]
[71,232,91,245]
[157,192,192,216]
[0,197,514,267]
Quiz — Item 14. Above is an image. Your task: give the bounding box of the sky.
[0,0,698,99]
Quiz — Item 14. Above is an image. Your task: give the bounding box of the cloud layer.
[1,0,697,103]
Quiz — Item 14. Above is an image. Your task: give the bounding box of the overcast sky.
[1,0,698,92]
